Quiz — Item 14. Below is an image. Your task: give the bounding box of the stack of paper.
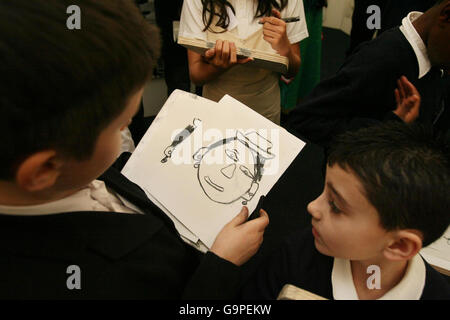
[178,36,289,74]
[122,90,305,252]
[420,226,450,276]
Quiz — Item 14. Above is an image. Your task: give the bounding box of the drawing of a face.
[193,131,275,205]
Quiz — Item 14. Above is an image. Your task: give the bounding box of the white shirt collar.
[0,180,137,216]
[332,255,426,300]
[399,11,432,79]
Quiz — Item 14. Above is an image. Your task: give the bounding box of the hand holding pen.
[259,9,293,57]
[258,16,300,24]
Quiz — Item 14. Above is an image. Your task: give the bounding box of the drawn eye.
[225,149,239,162]
[240,165,254,179]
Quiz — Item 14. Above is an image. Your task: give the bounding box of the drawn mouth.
[204,176,224,192]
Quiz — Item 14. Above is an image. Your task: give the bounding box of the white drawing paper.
[420,226,450,272]
[122,90,305,248]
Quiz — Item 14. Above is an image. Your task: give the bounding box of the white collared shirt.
[179,0,308,44]
[0,180,142,216]
[120,127,135,154]
[400,11,432,79]
[332,255,426,300]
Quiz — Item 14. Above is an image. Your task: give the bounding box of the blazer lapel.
[99,167,180,236]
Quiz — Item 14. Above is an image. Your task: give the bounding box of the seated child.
[0,0,268,299]
[242,121,450,299]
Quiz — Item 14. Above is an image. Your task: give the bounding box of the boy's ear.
[16,150,63,192]
[383,230,423,262]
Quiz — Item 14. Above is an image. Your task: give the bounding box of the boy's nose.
[307,197,322,221]
[221,163,236,179]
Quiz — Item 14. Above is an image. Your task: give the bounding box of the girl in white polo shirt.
[179,0,308,124]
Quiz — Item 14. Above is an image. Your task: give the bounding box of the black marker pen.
[258,16,301,24]
[249,195,266,220]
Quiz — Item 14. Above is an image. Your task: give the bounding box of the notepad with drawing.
[178,31,289,74]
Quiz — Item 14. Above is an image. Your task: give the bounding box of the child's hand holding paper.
[210,206,269,266]
[203,40,253,70]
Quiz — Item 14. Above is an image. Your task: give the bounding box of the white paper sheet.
[420,226,450,272]
[122,90,305,248]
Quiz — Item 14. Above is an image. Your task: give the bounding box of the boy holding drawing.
[0,0,268,299]
[242,122,450,299]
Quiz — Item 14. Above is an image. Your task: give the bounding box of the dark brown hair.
[201,0,288,32]
[0,0,160,179]
[328,122,450,247]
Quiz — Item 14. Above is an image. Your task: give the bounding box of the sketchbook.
[121,90,305,252]
[178,35,289,74]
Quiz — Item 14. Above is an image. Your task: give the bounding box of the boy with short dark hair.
[0,0,268,299]
[242,122,450,299]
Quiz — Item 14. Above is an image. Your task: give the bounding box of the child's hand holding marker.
[259,9,296,57]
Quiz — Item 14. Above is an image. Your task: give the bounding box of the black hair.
[201,0,288,32]
[0,0,160,180]
[328,122,450,247]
